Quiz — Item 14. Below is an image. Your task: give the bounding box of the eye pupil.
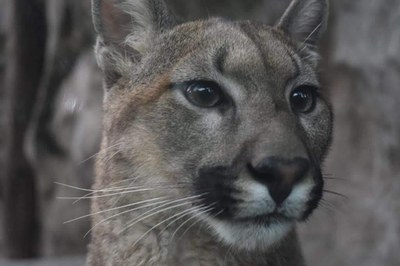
[290,86,317,113]
[185,81,223,108]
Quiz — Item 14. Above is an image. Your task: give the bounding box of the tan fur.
[88,0,331,265]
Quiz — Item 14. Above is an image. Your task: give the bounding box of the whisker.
[55,182,147,194]
[299,22,323,51]
[55,182,100,192]
[110,180,138,208]
[83,198,173,238]
[323,189,348,200]
[323,173,347,181]
[117,201,194,235]
[324,177,348,184]
[131,205,208,247]
[56,181,190,193]
[179,208,223,244]
[173,204,216,242]
[324,177,344,180]
[224,243,235,266]
[64,197,167,224]
[72,183,149,204]
[157,206,201,237]
[318,198,346,217]
[57,188,161,200]
[74,189,124,205]
[58,185,189,201]
[79,142,123,165]
[69,177,151,204]
[117,194,207,235]
[103,150,122,165]
[319,198,336,212]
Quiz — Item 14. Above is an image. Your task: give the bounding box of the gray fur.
[89,0,332,265]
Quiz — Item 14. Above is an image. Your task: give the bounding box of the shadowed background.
[0,0,399,265]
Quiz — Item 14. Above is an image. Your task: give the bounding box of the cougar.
[88,0,332,265]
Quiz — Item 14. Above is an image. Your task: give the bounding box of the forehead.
[163,19,298,90]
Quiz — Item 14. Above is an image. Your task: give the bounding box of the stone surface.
[299,1,400,266]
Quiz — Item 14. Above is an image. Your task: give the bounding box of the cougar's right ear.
[92,0,176,88]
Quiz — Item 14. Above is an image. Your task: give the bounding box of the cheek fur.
[300,105,333,160]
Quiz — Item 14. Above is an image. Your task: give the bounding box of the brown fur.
[88,0,331,265]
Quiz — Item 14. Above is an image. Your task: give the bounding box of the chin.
[206,216,295,251]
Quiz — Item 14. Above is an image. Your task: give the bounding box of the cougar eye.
[290,85,318,114]
[184,81,224,108]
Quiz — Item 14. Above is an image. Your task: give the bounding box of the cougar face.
[93,0,332,252]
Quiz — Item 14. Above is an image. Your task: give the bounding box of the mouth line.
[233,212,293,225]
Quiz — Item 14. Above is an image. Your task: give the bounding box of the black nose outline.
[248,157,311,205]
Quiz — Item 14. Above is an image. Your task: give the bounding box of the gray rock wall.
[300,1,400,266]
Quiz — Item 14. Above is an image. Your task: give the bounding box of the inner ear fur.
[276,0,329,59]
[91,0,176,88]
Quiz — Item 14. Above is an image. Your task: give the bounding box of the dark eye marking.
[290,85,319,114]
[213,46,228,74]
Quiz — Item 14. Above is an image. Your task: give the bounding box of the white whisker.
[297,22,322,53]
[177,208,215,241]
[103,150,121,165]
[110,179,139,207]
[64,197,167,224]
[58,188,159,200]
[55,182,99,192]
[131,205,208,247]
[55,182,146,193]
[117,194,207,235]
[72,183,149,204]
[157,206,202,237]
[58,185,188,201]
[79,142,123,165]
[171,203,216,241]
[56,181,189,194]
[83,198,172,238]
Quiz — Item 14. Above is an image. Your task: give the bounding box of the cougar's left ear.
[277,0,328,60]
[92,0,176,88]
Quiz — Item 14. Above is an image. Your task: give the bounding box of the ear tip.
[277,0,330,30]
[321,0,330,16]
[319,0,330,29]
[276,0,330,48]
[91,0,104,35]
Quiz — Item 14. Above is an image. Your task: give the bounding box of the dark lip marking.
[194,166,241,219]
[302,171,324,220]
[194,165,323,223]
[234,212,292,226]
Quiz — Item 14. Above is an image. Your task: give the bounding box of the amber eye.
[184,81,224,108]
[290,86,318,114]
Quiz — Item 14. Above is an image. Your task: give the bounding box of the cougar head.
[92,0,332,251]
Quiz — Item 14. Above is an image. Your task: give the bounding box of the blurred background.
[0,0,399,265]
